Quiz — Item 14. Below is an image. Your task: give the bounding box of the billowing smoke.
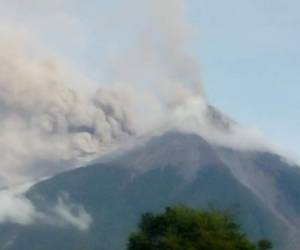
[0,184,92,231]
[0,0,283,227]
[105,0,204,102]
[0,39,141,186]
[0,0,208,187]
[0,183,37,225]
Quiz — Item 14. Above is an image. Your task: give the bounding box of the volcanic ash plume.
[0,0,276,188]
[0,42,139,186]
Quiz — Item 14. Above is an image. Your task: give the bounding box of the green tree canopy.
[127,206,272,250]
[257,240,273,250]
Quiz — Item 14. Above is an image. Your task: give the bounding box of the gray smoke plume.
[0,0,289,228]
[0,0,206,187]
[0,183,92,231]
[0,39,139,186]
[0,0,280,188]
[105,0,204,107]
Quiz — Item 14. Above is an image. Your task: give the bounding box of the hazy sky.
[1,0,299,158]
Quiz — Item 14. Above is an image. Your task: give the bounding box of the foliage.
[127,206,272,250]
[257,240,273,250]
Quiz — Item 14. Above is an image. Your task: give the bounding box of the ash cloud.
[0,184,92,231]
[0,0,207,187]
[0,40,138,186]
[0,0,289,227]
[0,0,281,188]
[105,0,204,107]
[0,183,37,225]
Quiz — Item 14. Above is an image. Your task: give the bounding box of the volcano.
[0,130,299,250]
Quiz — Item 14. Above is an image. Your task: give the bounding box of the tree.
[257,240,273,250]
[127,206,272,250]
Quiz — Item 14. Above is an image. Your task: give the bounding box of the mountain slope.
[0,131,299,250]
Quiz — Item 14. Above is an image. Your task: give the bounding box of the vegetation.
[257,240,273,250]
[127,206,272,250]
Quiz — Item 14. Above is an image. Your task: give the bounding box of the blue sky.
[2,0,299,157]
[187,0,300,157]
